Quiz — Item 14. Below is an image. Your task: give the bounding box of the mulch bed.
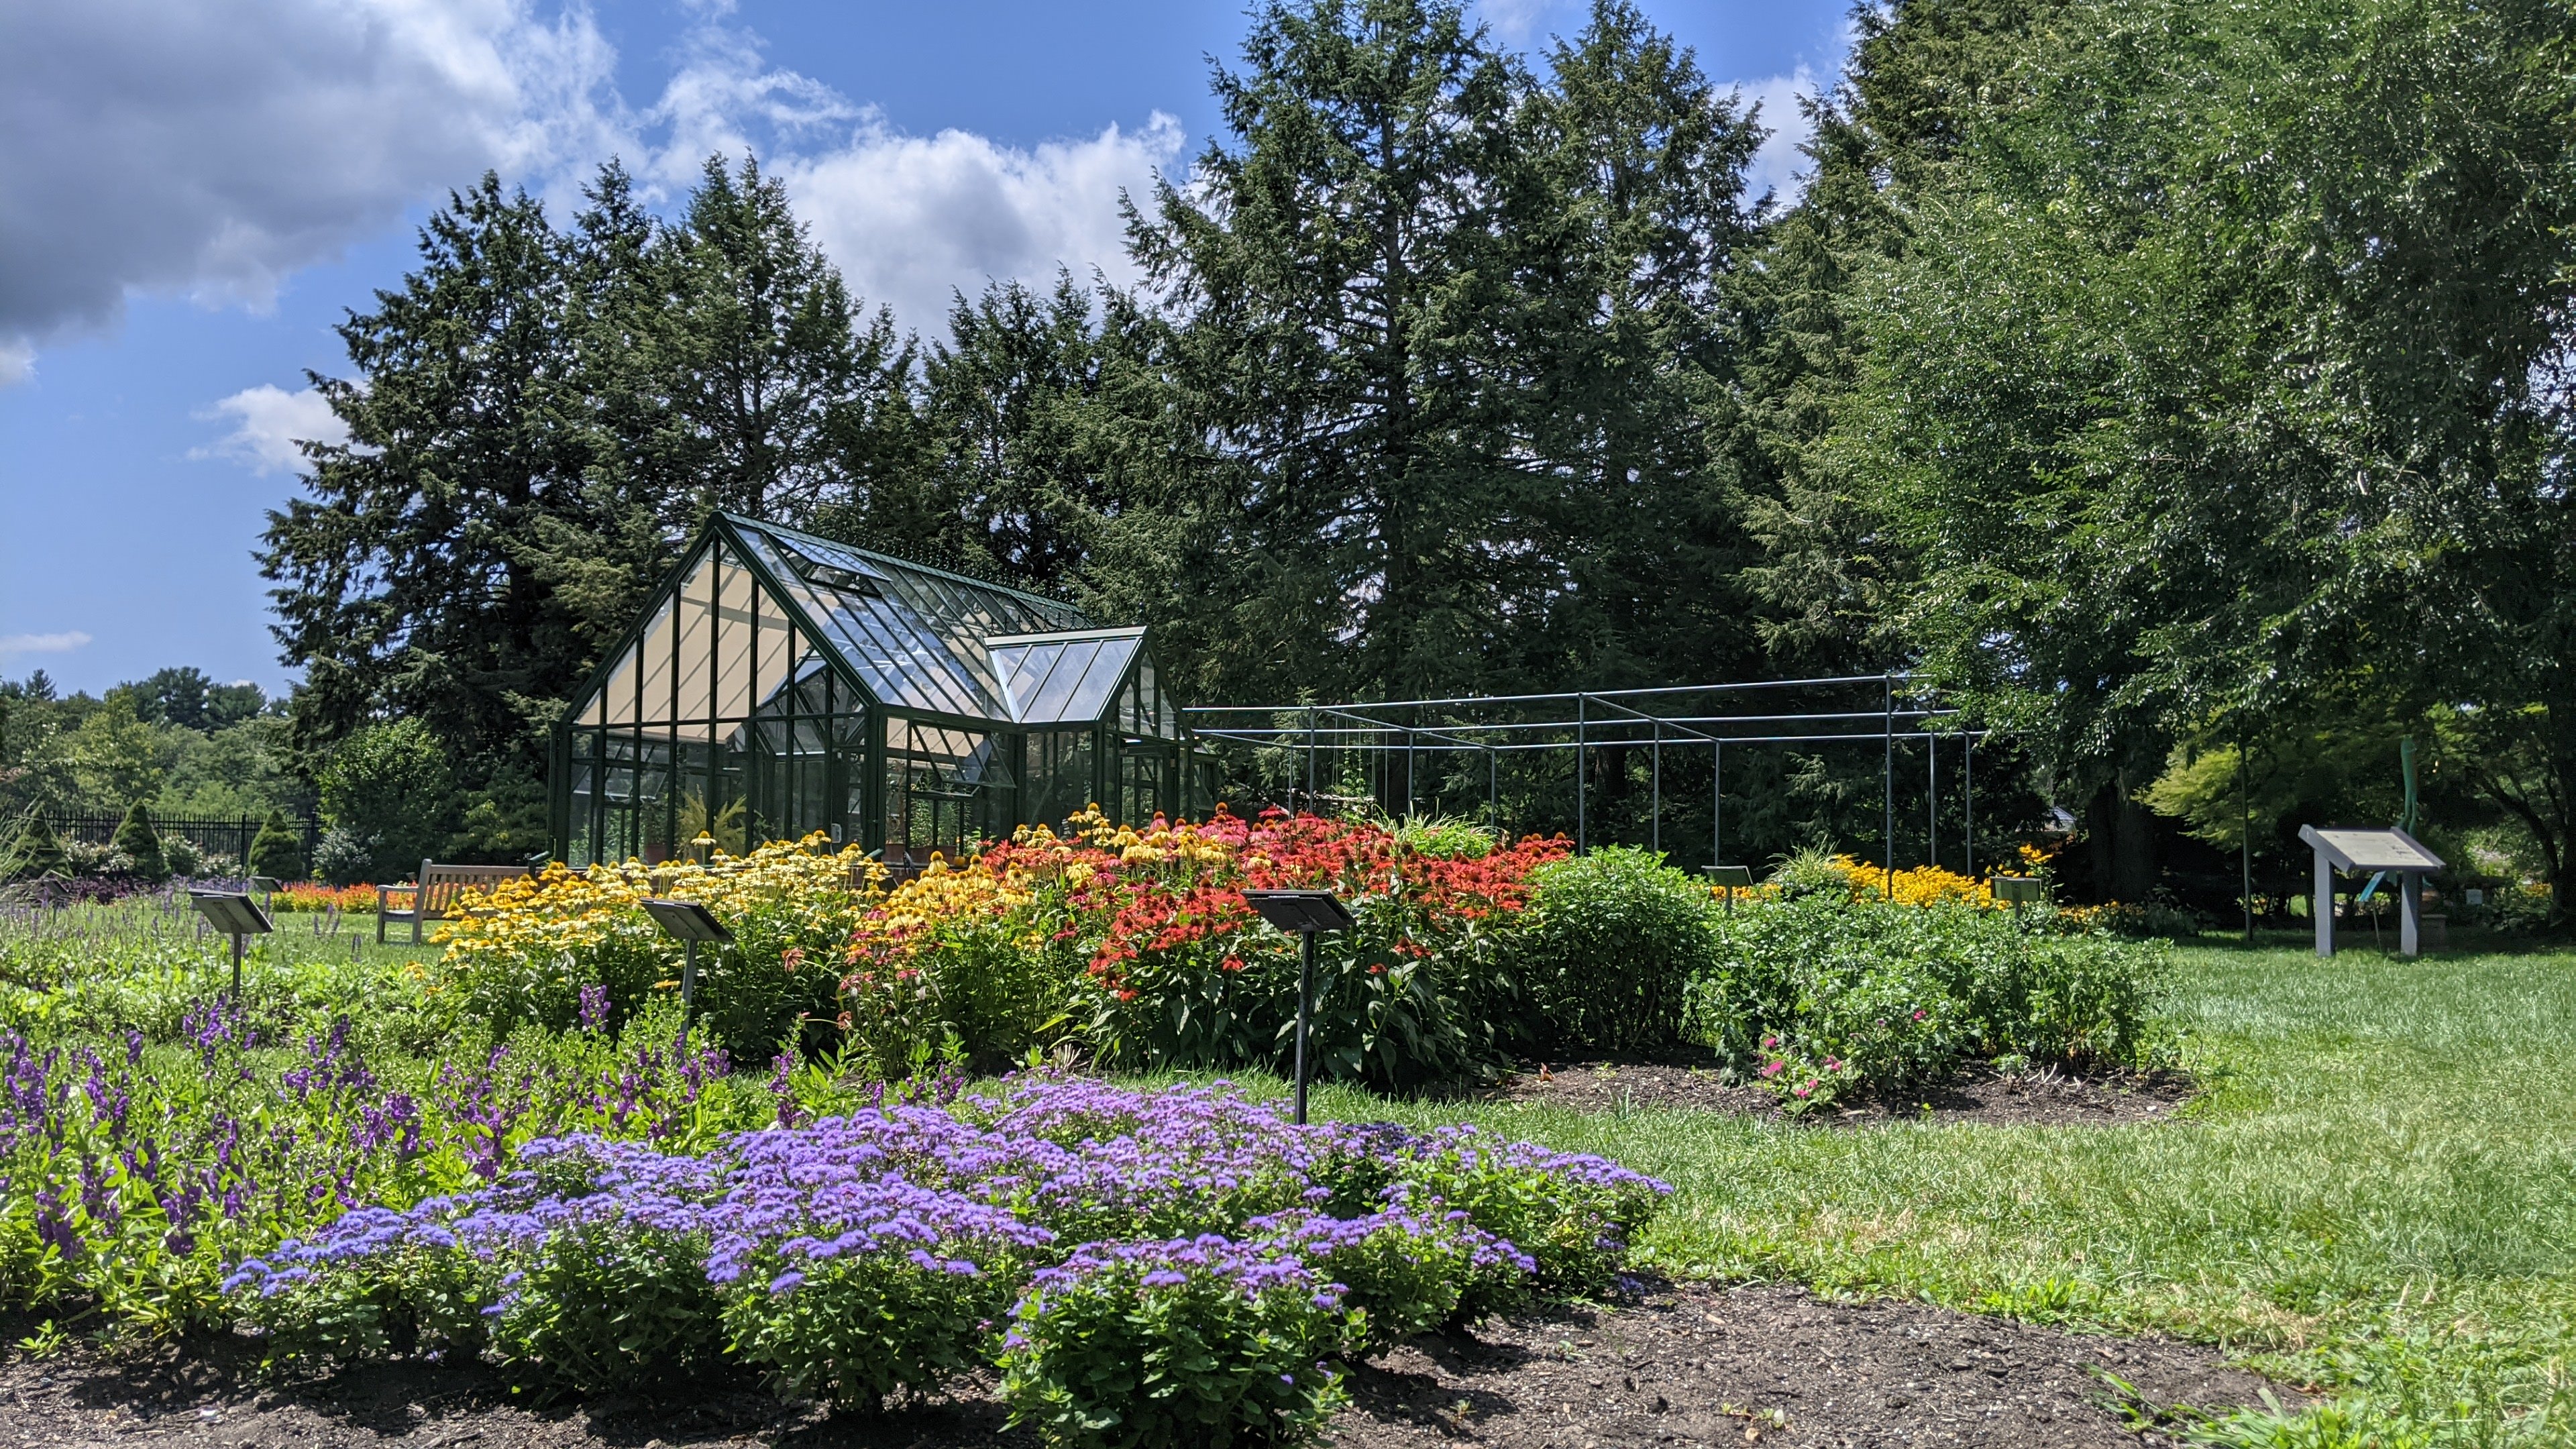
[0,1282,2292,1448]
[1470,1055,2196,1128]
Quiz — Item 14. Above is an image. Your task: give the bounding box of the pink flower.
[1824,1058,1843,1072]
[1760,1061,1784,1078]
[1912,1008,1927,1021]
[1792,1083,1811,1098]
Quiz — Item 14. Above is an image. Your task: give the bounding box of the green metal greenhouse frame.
[548,513,1215,871]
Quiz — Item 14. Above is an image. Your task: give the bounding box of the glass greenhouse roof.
[568,514,1193,734]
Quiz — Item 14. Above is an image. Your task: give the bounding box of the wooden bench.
[377,861,532,944]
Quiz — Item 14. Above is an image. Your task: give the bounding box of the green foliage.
[9,814,67,881]
[1511,847,1718,1057]
[108,802,166,882]
[722,1244,1023,1411]
[489,1217,730,1397]
[248,809,305,881]
[317,719,451,881]
[1683,890,2167,1110]
[998,1252,1354,1449]
[1841,0,2576,904]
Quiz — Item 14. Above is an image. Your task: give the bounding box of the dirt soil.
[1473,1056,2195,1128]
[0,1282,2290,1449]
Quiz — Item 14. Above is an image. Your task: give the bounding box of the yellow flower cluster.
[433,834,883,964]
[871,855,1034,938]
[1828,855,2000,908]
[1007,808,1237,874]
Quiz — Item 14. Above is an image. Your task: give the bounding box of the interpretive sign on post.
[641,898,733,1042]
[189,890,274,1000]
[1243,888,1354,1126]
[2298,826,2444,959]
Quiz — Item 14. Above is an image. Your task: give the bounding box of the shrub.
[1508,847,1718,1057]
[7,814,68,881]
[317,719,453,881]
[1244,1207,1529,1351]
[998,1237,1356,1449]
[109,802,167,882]
[1385,1127,1667,1299]
[708,1116,1056,1409]
[163,835,203,877]
[1683,876,2167,1112]
[248,809,305,881]
[312,827,376,888]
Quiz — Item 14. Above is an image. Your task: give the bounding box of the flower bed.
[430,835,882,1055]
[223,1078,1666,1447]
[847,809,1570,1087]
[1684,854,2171,1112]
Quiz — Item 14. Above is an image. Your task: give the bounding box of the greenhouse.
[549,513,1212,870]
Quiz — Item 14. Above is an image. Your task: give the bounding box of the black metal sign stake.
[1243,889,1356,1125]
[641,898,734,1048]
[188,890,274,1001]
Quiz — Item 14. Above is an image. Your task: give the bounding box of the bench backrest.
[415,861,531,918]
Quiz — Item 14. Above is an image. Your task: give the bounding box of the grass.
[1282,936,2576,1446]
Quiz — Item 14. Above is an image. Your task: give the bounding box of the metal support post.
[1305,708,1318,813]
[2314,853,2334,957]
[1882,676,1896,898]
[1963,732,1974,875]
[1927,732,1938,871]
[1651,719,1662,855]
[2400,870,2422,957]
[1713,741,1723,870]
[1293,927,1316,1125]
[1575,694,1588,855]
[681,938,698,1046]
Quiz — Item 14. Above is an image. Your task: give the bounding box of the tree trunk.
[2086,773,2158,904]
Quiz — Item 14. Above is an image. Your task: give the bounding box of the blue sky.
[0,0,1854,699]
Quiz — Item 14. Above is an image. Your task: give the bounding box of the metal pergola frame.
[1187,674,1990,885]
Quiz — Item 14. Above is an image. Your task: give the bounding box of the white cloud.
[779,114,1187,332]
[191,384,350,476]
[1474,0,1566,43]
[1,0,1184,375]
[0,0,629,380]
[1737,66,1821,211]
[0,632,93,659]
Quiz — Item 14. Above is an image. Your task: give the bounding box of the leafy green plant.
[720,1243,1025,1411]
[1684,888,2167,1110]
[1508,847,1719,1057]
[998,1243,1355,1449]
[488,1217,730,1397]
[7,812,68,882]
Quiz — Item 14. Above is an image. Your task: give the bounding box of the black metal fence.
[42,812,319,867]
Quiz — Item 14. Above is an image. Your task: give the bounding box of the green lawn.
[1295,938,2576,1447]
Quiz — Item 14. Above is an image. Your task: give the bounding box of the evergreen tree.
[9,813,68,881]
[109,802,166,882]
[646,155,909,527]
[247,808,305,882]
[1105,0,1774,708]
